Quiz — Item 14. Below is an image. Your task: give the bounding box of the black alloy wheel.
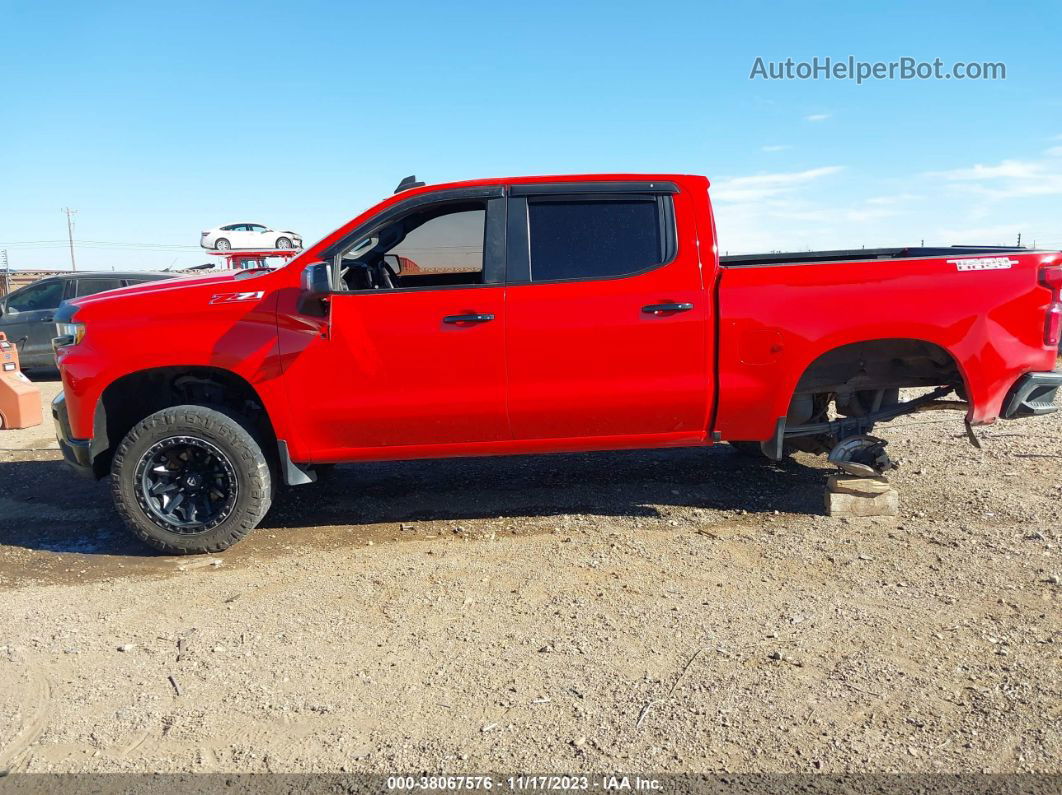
[135,435,238,533]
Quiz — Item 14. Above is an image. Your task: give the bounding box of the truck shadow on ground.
[0,446,829,559]
[264,445,830,529]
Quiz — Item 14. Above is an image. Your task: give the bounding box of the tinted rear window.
[76,278,124,297]
[528,198,665,282]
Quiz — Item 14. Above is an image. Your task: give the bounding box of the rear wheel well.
[94,367,276,477]
[795,338,965,406]
[776,339,967,455]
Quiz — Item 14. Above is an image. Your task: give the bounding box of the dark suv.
[0,272,174,370]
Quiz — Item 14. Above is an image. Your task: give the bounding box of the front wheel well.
[93,367,277,477]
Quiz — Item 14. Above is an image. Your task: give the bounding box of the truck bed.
[713,246,1059,443]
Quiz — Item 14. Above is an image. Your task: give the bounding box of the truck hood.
[59,269,275,322]
[72,270,264,307]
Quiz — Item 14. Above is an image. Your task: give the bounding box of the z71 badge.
[210,290,265,304]
[947,257,1018,272]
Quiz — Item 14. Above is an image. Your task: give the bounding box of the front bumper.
[52,392,95,477]
[1000,371,1062,419]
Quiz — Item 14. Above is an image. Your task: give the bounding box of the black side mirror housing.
[298,262,333,317]
[301,262,332,296]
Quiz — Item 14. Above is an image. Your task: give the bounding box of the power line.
[0,237,213,248]
[78,239,200,249]
[0,239,68,245]
[0,238,200,250]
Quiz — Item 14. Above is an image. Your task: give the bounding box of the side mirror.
[300,262,333,297]
[298,262,333,317]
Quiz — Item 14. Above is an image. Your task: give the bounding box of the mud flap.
[277,440,317,486]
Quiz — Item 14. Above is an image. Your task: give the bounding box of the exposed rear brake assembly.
[773,385,977,471]
[827,435,895,477]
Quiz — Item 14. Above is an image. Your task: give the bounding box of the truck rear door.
[504,182,709,442]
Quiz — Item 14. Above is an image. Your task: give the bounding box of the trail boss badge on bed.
[948,256,1018,271]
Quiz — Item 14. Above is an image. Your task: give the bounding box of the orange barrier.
[0,332,43,429]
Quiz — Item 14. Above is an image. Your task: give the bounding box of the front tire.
[275,236,292,249]
[111,405,272,554]
[215,238,231,251]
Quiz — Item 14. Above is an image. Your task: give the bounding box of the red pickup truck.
[52,173,1062,553]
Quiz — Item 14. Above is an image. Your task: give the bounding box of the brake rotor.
[827,435,896,477]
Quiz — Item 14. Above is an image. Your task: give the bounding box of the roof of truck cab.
[306,174,710,262]
[406,173,708,192]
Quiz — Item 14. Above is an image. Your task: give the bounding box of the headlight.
[55,321,86,346]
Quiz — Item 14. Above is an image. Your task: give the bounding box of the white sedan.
[200,223,303,251]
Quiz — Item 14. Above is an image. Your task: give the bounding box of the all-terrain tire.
[111,405,272,554]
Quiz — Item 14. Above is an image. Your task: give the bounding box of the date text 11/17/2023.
[385,774,663,791]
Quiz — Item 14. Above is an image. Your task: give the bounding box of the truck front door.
[504,184,709,443]
[278,189,510,460]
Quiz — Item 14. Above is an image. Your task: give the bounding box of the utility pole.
[1,249,9,297]
[62,207,78,271]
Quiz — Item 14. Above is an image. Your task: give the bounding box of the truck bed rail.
[720,245,1033,268]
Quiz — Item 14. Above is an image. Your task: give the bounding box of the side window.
[527,197,671,282]
[7,281,64,312]
[339,202,486,291]
[76,278,124,297]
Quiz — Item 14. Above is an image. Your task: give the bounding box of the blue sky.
[2,0,1061,270]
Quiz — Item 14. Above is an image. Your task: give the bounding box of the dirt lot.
[0,373,1058,775]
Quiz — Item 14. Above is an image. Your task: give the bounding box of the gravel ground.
[0,373,1058,775]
